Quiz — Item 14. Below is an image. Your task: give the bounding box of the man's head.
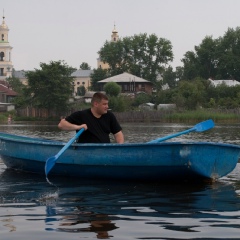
[91,92,109,117]
[91,92,108,105]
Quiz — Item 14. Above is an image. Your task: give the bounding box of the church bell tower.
[0,12,13,80]
[97,24,119,69]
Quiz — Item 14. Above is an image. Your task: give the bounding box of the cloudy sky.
[2,0,240,71]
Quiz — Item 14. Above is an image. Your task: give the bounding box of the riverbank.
[114,109,240,123]
[1,109,240,124]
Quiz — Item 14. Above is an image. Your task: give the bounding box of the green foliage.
[90,68,108,91]
[71,101,91,111]
[108,96,126,112]
[155,89,175,104]
[162,66,177,88]
[5,76,27,107]
[80,62,91,70]
[103,82,121,96]
[6,76,24,94]
[167,109,239,123]
[25,60,74,111]
[98,33,173,83]
[181,27,240,81]
[77,85,86,96]
[178,80,206,110]
[132,93,152,107]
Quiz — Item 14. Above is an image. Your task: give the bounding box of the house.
[208,79,240,87]
[71,69,93,96]
[98,72,153,94]
[0,80,17,111]
[0,81,17,103]
[12,70,28,85]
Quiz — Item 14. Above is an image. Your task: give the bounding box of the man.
[58,92,124,143]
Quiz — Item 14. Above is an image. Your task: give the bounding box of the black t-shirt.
[65,109,122,143]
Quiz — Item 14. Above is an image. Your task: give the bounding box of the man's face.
[95,99,109,115]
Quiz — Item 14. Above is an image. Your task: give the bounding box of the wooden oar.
[45,128,84,176]
[148,119,214,143]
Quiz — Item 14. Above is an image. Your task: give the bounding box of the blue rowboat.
[0,132,239,181]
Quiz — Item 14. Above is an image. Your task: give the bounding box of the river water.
[0,122,240,239]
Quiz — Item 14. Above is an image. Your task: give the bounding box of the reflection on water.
[0,166,240,239]
[0,122,240,239]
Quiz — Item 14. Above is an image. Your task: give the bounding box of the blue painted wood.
[0,132,239,181]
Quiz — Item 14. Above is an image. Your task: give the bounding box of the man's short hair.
[91,92,108,105]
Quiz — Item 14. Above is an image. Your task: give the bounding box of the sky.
[2,0,240,71]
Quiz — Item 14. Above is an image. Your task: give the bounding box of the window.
[0,52,4,61]
[1,34,4,41]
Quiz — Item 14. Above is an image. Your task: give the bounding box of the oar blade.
[45,156,57,176]
[194,119,215,132]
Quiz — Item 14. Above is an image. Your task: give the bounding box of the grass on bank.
[165,110,240,123]
[0,109,239,123]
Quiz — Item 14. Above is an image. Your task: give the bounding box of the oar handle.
[148,119,214,144]
[149,128,195,143]
[55,128,84,158]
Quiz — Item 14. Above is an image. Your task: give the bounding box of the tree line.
[6,27,240,112]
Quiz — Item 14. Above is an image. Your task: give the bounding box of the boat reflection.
[0,168,240,238]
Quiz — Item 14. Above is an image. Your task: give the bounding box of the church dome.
[112,24,118,33]
[0,17,8,30]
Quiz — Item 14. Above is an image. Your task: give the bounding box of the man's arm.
[58,119,87,131]
[114,131,124,144]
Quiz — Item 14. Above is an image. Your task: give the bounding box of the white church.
[0,14,13,80]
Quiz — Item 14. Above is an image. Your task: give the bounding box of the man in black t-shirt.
[58,92,124,143]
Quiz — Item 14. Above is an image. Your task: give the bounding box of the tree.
[194,36,218,79]
[172,80,207,110]
[80,62,91,70]
[6,76,26,108]
[103,82,121,96]
[25,60,74,111]
[77,85,86,96]
[216,27,240,80]
[162,66,177,88]
[90,68,108,91]
[6,76,24,94]
[132,93,152,107]
[181,27,240,81]
[98,33,173,83]
[181,51,199,80]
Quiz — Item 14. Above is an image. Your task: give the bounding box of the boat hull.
[0,132,239,181]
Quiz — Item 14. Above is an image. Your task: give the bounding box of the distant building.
[98,72,153,94]
[0,13,13,81]
[83,91,106,103]
[157,104,176,110]
[208,78,240,87]
[139,102,155,111]
[12,70,28,85]
[71,69,93,96]
[0,81,17,103]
